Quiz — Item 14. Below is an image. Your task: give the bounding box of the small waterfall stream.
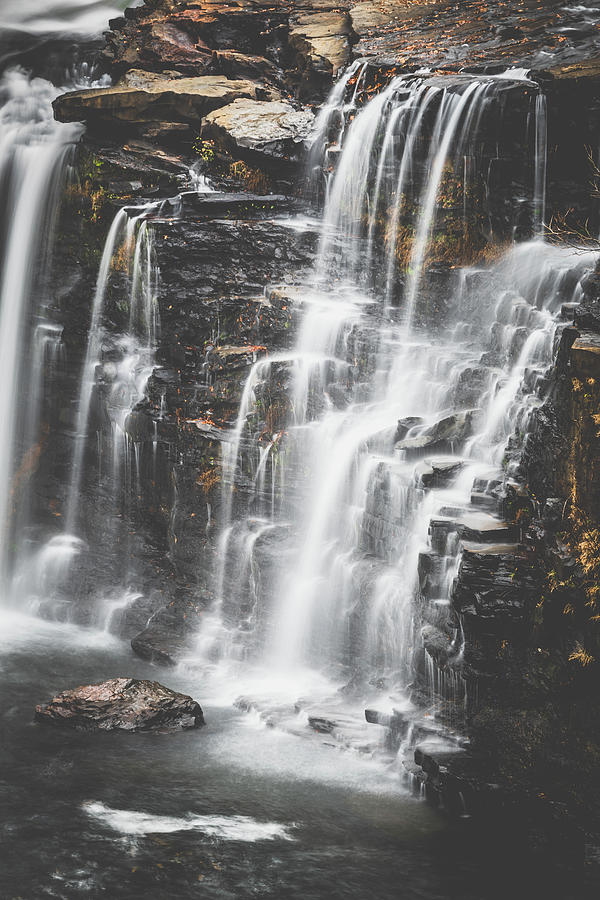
[0,69,82,583]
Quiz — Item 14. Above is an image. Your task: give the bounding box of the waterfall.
[0,0,133,35]
[195,68,596,726]
[0,69,81,582]
[64,203,158,535]
[534,93,548,235]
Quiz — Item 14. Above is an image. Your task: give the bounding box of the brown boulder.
[35,678,205,732]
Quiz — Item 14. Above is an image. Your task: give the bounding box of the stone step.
[365,708,459,750]
[178,191,300,219]
[414,740,468,777]
[430,512,517,552]
[470,490,500,511]
[416,456,466,488]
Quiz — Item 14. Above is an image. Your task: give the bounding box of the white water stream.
[0,69,82,581]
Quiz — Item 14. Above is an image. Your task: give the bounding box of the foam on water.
[0,609,120,652]
[83,801,296,841]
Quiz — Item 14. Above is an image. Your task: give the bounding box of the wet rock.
[327,382,351,409]
[414,741,468,778]
[570,331,600,378]
[124,407,155,443]
[178,191,299,217]
[430,511,518,548]
[202,98,315,165]
[453,545,542,640]
[308,715,337,734]
[394,416,423,441]
[422,623,455,668]
[453,365,490,407]
[131,595,207,667]
[395,410,477,456]
[574,305,600,332]
[207,50,282,83]
[418,457,465,488]
[35,678,204,732]
[542,497,565,529]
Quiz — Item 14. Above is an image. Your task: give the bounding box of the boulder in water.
[35,678,204,732]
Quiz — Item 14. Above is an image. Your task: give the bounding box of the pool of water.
[0,611,591,899]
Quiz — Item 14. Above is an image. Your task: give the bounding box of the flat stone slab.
[177,191,300,218]
[417,456,466,488]
[53,75,262,125]
[203,98,315,161]
[35,678,204,732]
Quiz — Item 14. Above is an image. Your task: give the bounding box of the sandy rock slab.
[203,97,315,162]
[35,678,205,732]
[53,73,265,126]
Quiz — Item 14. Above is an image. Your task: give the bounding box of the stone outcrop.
[395,410,477,455]
[202,98,315,165]
[35,678,205,732]
[289,11,353,79]
[53,73,266,128]
[95,0,600,89]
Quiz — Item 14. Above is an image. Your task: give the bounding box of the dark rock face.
[453,546,542,645]
[98,0,600,89]
[35,678,205,732]
[131,596,207,666]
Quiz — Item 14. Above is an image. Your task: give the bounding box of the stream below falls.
[0,611,585,899]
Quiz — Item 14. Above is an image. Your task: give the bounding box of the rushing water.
[0,0,139,35]
[0,68,83,582]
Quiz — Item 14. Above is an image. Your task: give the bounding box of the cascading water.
[0,69,82,584]
[64,203,159,536]
[7,200,162,621]
[194,67,597,749]
[0,0,136,35]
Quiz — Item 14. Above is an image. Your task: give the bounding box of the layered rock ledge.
[53,72,270,127]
